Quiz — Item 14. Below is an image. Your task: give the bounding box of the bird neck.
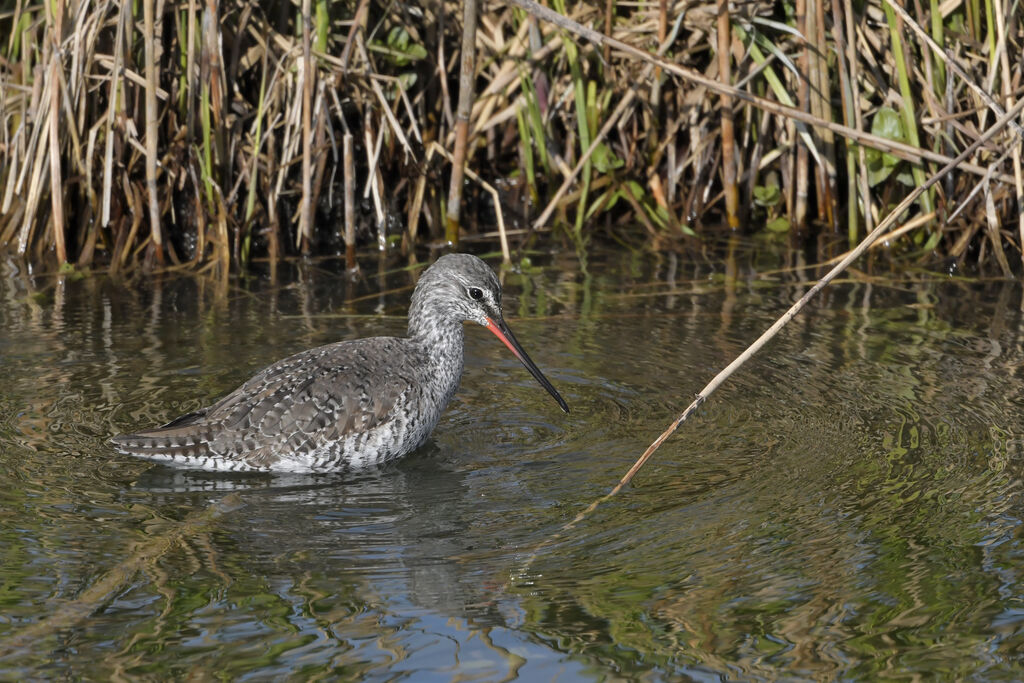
[407,300,465,358]
[406,304,465,404]
[405,272,467,395]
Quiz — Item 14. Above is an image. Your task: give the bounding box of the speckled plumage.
[111,254,569,472]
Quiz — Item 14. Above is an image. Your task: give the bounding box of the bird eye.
[468,287,484,301]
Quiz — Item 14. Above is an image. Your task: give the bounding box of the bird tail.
[110,412,214,462]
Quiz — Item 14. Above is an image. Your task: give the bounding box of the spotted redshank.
[111,254,569,472]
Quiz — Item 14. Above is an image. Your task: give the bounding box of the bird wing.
[113,337,420,468]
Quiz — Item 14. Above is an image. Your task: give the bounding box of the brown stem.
[143,0,163,263]
[812,0,836,227]
[48,47,66,263]
[300,0,314,253]
[344,132,356,270]
[716,0,738,228]
[794,0,809,230]
[446,0,479,246]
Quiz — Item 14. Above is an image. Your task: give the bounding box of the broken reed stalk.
[811,0,836,228]
[143,0,164,265]
[241,52,270,268]
[716,0,738,228]
[528,96,1024,554]
[446,0,479,247]
[830,0,858,243]
[344,132,356,270]
[794,0,810,229]
[845,0,873,236]
[300,0,314,254]
[47,3,66,265]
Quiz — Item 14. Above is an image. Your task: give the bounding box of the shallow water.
[2,249,1024,679]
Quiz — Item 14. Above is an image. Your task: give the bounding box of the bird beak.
[484,316,570,413]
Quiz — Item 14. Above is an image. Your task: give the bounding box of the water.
[2,249,1024,679]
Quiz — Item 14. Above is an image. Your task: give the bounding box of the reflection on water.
[2,249,1024,678]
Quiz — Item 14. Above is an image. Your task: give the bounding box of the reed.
[0,0,1021,272]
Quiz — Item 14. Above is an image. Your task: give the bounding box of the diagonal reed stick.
[514,95,1024,569]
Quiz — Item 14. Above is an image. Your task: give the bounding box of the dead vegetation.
[0,0,1021,272]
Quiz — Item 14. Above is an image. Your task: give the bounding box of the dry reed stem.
[830,0,855,239]
[810,0,836,227]
[46,7,66,265]
[300,0,314,253]
[344,131,356,270]
[143,0,163,264]
[185,0,197,140]
[794,0,810,228]
[844,0,872,234]
[716,0,738,228]
[101,1,127,229]
[85,58,170,101]
[355,38,416,155]
[18,88,50,255]
[446,0,479,246]
[406,175,428,248]
[2,0,1020,268]
[984,180,1013,277]
[364,125,386,248]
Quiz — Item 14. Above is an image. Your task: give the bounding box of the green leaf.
[584,189,614,221]
[753,184,781,207]
[591,142,623,173]
[871,107,905,141]
[922,230,942,251]
[396,72,418,92]
[865,107,906,187]
[895,169,916,187]
[604,188,623,213]
[372,27,427,67]
[624,181,644,200]
[766,216,791,232]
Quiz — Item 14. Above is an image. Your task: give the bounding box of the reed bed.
[0,0,1021,272]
